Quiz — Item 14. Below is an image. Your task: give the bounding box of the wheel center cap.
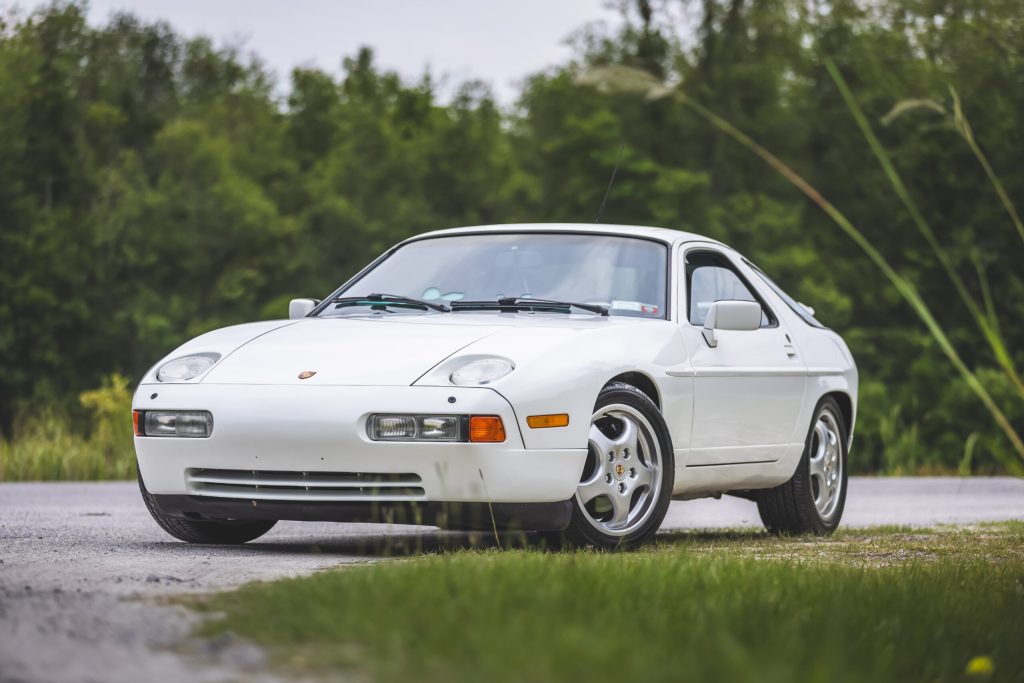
[613,462,627,480]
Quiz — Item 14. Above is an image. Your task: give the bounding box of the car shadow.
[132,526,770,559]
[241,527,771,557]
[130,527,549,559]
[246,528,546,557]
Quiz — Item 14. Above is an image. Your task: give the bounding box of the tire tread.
[137,468,276,544]
[756,397,848,536]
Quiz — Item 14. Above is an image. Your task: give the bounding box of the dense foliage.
[1,0,1022,475]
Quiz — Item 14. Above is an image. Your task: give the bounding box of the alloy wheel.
[575,403,663,537]
[808,408,843,520]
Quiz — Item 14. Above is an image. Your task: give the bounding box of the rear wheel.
[137,467,277,544]
[548,382,674,550]
[757,397,848,535]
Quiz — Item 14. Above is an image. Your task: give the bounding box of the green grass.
[196,524,1024,683]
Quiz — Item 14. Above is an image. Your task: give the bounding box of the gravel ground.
[1,477,1022,683]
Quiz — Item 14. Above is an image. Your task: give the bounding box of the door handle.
[784,344,797,357]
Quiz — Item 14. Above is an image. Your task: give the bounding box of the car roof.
[406,223,724,248]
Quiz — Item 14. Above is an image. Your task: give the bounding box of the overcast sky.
[72,0,622,104]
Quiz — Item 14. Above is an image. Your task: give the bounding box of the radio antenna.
[594,143,625,223]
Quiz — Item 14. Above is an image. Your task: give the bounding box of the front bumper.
[134,384,587,506]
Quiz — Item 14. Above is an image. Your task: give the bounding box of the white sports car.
[134,223,857,549]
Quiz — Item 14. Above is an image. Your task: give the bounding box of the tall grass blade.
[959,432,979,476]
[971,251,1000,337]
[948,87,1024,248]
[880,99,947,126]
[478,468,501,547]
[882,91,1024,251]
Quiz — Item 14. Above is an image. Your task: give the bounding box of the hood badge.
[298,370,317,380]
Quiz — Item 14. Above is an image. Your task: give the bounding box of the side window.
[685,251,773,327]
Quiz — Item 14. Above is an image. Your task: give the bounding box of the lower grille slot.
[186,469,425,502]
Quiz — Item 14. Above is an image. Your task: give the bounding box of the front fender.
[416,320,692,450]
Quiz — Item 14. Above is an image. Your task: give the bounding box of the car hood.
[200,317,501,386]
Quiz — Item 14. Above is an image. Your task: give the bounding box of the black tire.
[137,467,277,544]
[546,381,674,551]
[757,397,848,535]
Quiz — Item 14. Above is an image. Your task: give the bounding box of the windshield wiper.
[330,293,450,312]
[450,297,608,316]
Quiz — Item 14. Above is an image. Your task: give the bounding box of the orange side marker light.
[526,414,570,429]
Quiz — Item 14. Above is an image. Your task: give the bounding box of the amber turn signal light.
[469,415,506,443]
[132,410,142,436]
[526,413,570,429]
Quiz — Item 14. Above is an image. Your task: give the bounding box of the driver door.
[679,246,807,465]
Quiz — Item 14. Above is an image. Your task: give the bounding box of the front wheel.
[549,382,674,550]
[137,467,277,544]
[757,397,848,535]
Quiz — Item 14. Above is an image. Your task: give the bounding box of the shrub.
[0,374,136,481]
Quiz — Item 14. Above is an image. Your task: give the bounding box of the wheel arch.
[604,371,661,409]
[823,390,854,447]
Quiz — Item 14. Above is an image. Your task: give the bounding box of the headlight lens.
[139,410,214,438]
[156,353,220,382]
[368,414,463,441]
[450,358,514,386]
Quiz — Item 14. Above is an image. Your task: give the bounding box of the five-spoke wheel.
[808,409,843,520]
[576,405,662,535]
[551,381,673,550]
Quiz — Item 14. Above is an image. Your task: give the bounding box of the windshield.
[324,233,668,318]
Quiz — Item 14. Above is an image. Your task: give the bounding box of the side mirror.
[702,300,761,347]
[289,298,318,319]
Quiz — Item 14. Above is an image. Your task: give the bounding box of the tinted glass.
[686,252,771,327]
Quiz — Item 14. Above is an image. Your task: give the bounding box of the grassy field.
[195,523,1024,683]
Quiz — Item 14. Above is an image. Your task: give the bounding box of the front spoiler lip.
[151,494,573,532]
